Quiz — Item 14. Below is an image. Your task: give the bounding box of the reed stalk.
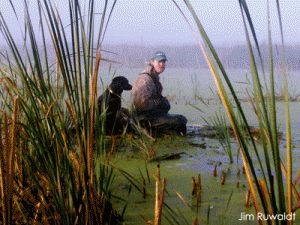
[0,97,19,224]
[157,178,167,225]
[154,164,161,224]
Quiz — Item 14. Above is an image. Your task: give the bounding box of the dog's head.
[110,76,132,95]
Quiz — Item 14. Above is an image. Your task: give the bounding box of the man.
[132,51,187,135]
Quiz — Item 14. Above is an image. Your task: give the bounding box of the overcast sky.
[1,0,300,46]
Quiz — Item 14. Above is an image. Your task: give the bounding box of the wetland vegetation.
[1,0,300,224]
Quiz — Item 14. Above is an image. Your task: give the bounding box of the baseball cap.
[151,51,167,61]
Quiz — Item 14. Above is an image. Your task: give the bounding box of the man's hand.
[158,96,170,113]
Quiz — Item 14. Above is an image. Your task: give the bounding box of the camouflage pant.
[139,113,187,135]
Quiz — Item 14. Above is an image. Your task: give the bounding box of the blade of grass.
[276,0,292,220]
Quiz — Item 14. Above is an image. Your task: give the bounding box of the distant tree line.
[102,43,300,70]
[1,43,299,70]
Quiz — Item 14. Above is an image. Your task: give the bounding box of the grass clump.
[208,111,234,164]
[0,0,130,224]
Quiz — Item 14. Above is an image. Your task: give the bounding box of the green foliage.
[208,111,234,164]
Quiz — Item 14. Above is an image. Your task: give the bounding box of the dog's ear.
[110,77,123,91]
[110,76,132,92]
[111,76,127,84]
[111,76,122,83]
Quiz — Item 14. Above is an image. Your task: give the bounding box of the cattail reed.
[193,218,199,225]
[245,189,252,207]
[157,178,166,225]
[155,164,160,224]
[197,174,201,191]
[213,163,217,177]
[154,165,165,225]
[236,168,240,176]
[191,175,202,203]
[191,177,196,196]
[236,182,239,188]
[221,173,226,185]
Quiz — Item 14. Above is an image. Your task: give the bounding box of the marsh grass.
[207,111,234,164]
[173,0,297,224]
[128,121,159,160]
[0,0,145,224]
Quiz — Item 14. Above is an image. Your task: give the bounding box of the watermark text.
[239,212,296,221]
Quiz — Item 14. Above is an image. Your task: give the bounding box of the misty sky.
[1,0,300,46]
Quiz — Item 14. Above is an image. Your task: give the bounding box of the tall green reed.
[173,0,295,224]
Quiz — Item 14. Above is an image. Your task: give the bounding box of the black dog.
[97,76,132,135]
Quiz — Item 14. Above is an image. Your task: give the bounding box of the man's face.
[151,60,166,74]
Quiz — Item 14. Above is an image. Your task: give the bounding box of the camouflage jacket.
[132,64,170,119]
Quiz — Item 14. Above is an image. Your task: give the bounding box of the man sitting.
[132,51,187,135]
